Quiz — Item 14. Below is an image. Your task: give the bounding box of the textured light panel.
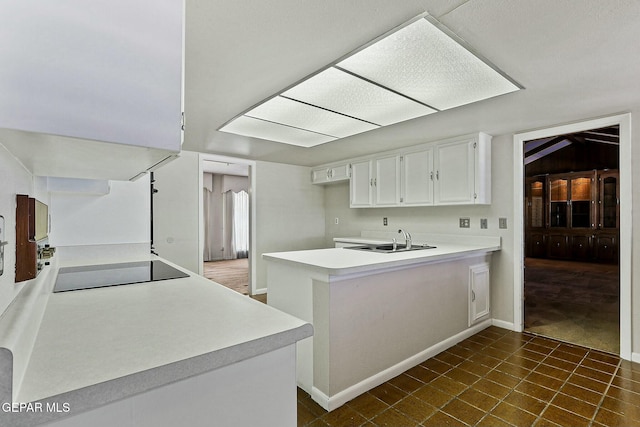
[245,96,378,138]
[219,14,521,147]
[338,18,520,111]
[219,115,336,147]
[282,67,436,126]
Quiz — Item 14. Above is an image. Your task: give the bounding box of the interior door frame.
[513,113,631,360]
[198,153,258,295]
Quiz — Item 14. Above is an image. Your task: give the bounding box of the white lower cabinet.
[469,262,490,326]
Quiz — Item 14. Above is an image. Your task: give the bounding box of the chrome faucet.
[398,229,412,249]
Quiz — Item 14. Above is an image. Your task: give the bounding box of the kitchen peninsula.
[0,249,312,427]
[263,234,500,411]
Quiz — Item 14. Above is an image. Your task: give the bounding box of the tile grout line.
[587,358,623,427]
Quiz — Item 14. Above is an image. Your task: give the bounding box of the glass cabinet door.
[570,176,593,228]
[549,178,568,227]
[599,172,619,229]
[527,178,545,228]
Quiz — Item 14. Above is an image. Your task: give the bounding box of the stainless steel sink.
[345,243,436,253]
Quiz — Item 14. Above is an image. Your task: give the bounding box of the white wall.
[152,151,201,274]
[254,161,325,291]
[0,143,34,315]
[49,178,150,246]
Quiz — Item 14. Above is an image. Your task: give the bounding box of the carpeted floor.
[524,258,620,354]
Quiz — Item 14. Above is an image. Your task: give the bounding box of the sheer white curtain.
[203,187,216,261]
[223,190,249,259]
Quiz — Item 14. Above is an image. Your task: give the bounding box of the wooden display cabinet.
[525,169,618,263]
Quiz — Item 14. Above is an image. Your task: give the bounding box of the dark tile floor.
[524,258,619,354]
[297,326,640,426]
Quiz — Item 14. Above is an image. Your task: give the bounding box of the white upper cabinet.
[434,133,491,205]
[374,155,401,206]
[434,138,476,205]
[350,160,373,207]
[311,163,350,184]
[318,132,491,208]
[0,0,184,151]
[349,156,401,207]
[402,148,434,206]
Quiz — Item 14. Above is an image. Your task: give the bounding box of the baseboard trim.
[631,352,640,364]
[252,287,267,295]
[314,319,493,411]
[491,318,515,331]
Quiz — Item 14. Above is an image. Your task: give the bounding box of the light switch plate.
[480,218,488,229]
[499,217,508,229]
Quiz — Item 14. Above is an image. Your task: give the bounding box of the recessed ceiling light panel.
[282,67,436,126]
[245,96,378,139]
[338,18,520,111]
[218,13,522,147]
[219,115,336,147]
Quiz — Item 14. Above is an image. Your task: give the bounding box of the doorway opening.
[202,160,251,296]
[513,113,631,360]
[523,125,620,353]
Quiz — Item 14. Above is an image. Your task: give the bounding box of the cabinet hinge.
[473,142,477,149]
[400,197,403,203]
[400,156,404,162]
[181,112,185,131]
[348,164,352,178]
[474,193,477,199]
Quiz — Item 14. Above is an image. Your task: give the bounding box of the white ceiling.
[183,0,640,166]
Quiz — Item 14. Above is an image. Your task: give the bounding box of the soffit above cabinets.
[0,127,178,181]
[219,13,521,148]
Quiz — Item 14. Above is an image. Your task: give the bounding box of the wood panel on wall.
[15,194,37,282]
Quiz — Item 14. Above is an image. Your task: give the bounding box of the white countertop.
[263,237,501,276]
[4,254,311,426]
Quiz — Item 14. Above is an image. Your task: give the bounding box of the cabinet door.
[572,235,593,260]
[0,1,183,151]
[311,167,330,184]
[350,161,373,207]
[548,177,569,228]
[548,234,570,259]
[374,155,401,206]
[469,263,490,326]
[434,139,475,205]
[526,233,546,258]
[328,164,350,182]
[599,171,619,229]
[595,234,618,263]
[402,149,434,205]
[526,177,545,229]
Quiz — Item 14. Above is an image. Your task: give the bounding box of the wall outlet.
[334,217,339,225]
[383,217,388,226]
[459,217,470,228]
[480,218,488,229]
[499,218,508,229]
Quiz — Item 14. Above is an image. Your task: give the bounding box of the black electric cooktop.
[53,260,189,293]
